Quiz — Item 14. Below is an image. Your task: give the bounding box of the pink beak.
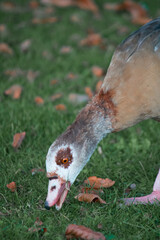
[45,175,71,210]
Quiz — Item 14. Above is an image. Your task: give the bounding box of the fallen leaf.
[96,80,103,93]
[80,33,103,47]
[66,73,77,80]
[6,182,16,192]
[29,0,39,9]
[27,70,39,82]
[35,96,44,105]
[55,104,66,111]
[75,193,106,204]
[65,224,106,240]
[84,176,115,189]
[0,2,15,11]
[41,0,74,7]
[80,186,104,195]
[76,0,98,14]
[68,93,89,104]
[92,66,104,78]
[85,87,93,99]
[31,168,45,175]
[12,132,26,149]
[4,85,22,99]
[4,69,25,79]
[50,79,58,85]
[0,43,13,55]
[32,17,57,24]
[41,0,98,14]
[50,93,62,102]
[0,24,7,35]
[60,46,72,54]
[104,0,151,25]
[20,39,32,52]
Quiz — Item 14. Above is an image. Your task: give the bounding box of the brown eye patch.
[56,147,73,168]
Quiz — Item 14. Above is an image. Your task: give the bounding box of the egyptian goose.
[45,18,160,210]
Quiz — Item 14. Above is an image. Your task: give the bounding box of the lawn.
[0,0,160,239]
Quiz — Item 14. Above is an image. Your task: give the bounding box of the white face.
[46,143,83,184]
[45,143,85,210]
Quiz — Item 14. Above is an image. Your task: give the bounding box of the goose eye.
[61,158,68,164]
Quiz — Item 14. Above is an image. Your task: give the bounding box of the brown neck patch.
[93,89,117,119]
[56,147,73,169]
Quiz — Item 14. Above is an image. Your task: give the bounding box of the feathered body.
[45,18,160,210]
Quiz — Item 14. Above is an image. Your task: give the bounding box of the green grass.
[0,0,160,239]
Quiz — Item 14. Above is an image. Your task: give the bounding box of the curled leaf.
[65,224,106,240]
[85,87,93,99]
[35,96,44,105]
[92,66,104,78]
[80,186,104,195]
[55,104,66,111]
[0,43,13,55]
[80,33,103,47]
[84,176,115,189]
[75,193,106,204]
[50,93,62,102]
[4,85,22,99]
[96,80,103,93]
[60,46,72,54]
[104,0,151,25]
[32,17,57,24]
[12,132,26,149]
[6,182,16,192]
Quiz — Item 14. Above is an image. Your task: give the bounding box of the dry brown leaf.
[50,79,58,85]
[12,132,26,149]
[66,73,77,80]
[76,0,98,14]
[4,69,25,79]
[29,0,39,9]
[1,2,15,11]
[41,0,98,14]
[60,46,72,54]
[84,176,115,189]
[6,182,16,192]
[80,33,103,47]
[96,80,103,93]
[85,87,93,99]
[0,43,13,55]
[80,186,104,195]
[41,0,74,7]
[92,66,104,78]
[4,85,22,99]
[0,24,7,34]
[55,104,66,111]
[32,17,57,24]
[50,93,62,102]
[104,0,151,25]
[35,96,44,105]
[65,224,106,240]
[20,39,32,52]
[75,193,106,204]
